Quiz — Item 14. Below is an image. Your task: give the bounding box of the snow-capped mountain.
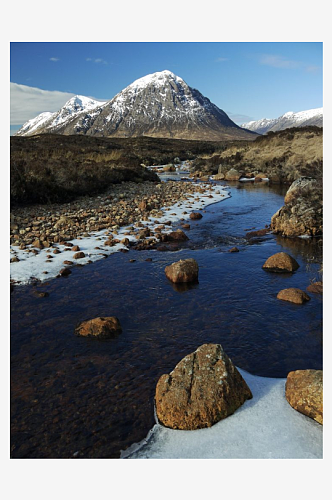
[15,96,107,136]
[15,70,256,141]
[241,107,323,134]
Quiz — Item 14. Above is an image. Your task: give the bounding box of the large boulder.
[262,252,299,272]
[277,288,310,304]
[225,168,241,181]
[165,258,199,283]
[155,343,253,430]
[271,177,322,237]
[285,370,323,424]
[75,316,122,338]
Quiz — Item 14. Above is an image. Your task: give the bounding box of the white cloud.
[216,57,229,62]
[259,54,300,69]
[86,57,108,64]
[226,112,254,124]
[10,82,75,125]
[49,57,60,62]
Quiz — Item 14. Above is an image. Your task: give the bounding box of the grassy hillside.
[192,126,323,183]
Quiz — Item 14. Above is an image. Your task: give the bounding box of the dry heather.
[192,127,323,183]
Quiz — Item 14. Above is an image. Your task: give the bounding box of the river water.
[10,180,322,458]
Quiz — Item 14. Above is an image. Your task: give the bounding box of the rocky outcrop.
[155,343,253,430]
[165,258,199,283]
[277,288,310,304]
[271,177,322,237]
[285,370,323,424]
[262,252,299,272]
[75,316,122,338]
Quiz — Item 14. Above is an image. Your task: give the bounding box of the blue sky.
[10,41,323,133]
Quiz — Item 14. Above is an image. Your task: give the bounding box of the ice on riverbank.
[121,368,322,459]
[10,182,230,285]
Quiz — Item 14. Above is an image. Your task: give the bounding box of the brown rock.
[71,245,80,251]
[32,239,44,249]
[63,260,73,265]
[285,370,323,424]
[262,252,299,272]
[165,258,199,283]
[229,247,239,253]
[59,267,71,276]
[246,228,270,238]
[73,251,85,259]
[155,343,252,430]
[306,281,323,294]
[75,316,122,339]
[166,229,189,242]
[225,168,241,181]
[277,288,311,304]
[190,212,203,220]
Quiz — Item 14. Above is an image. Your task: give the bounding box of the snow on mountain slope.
[15,95,107,136]
[241,107,323,134]
[15,71,256,141]
[15,111,56,136]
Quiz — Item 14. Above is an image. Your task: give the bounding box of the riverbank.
[10,179,230,284]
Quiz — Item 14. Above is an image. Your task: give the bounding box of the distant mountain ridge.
[241,107,323,134]
[15,70,256,141]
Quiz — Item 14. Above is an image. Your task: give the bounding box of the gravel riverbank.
[10,179,229,284]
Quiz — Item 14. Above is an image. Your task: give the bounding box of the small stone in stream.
[262,252,299,272]
[10,257,20,262]
[59,268,71,276]
[190,212,203,220]
[63,260,73,265]
[33,291,49,298]
[165,258,199,283]
[73,252,85,259]
[182,224,190,229]
[229,247,239,253]
[121,238,130,246]
[306,281,323,294]
[145,258,152,262]
[71,245,80,251]
[246,228,270,238]
[129,259,136,263]
[120,248,129,253]
[277,288,310,304]
[75,316,122,339]
[53,249,61,254]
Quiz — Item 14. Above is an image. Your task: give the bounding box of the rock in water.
[190,212,203,220]
[166,229,189,241]
[285,370,323,424]
[262,252,299,272]
[277,288,310,304]
[165,258,199,283]
[306,281,323,294]
[155,343,253,430]
[75,317,122,338]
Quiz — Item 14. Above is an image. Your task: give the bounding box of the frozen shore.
[121,368,323,459]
